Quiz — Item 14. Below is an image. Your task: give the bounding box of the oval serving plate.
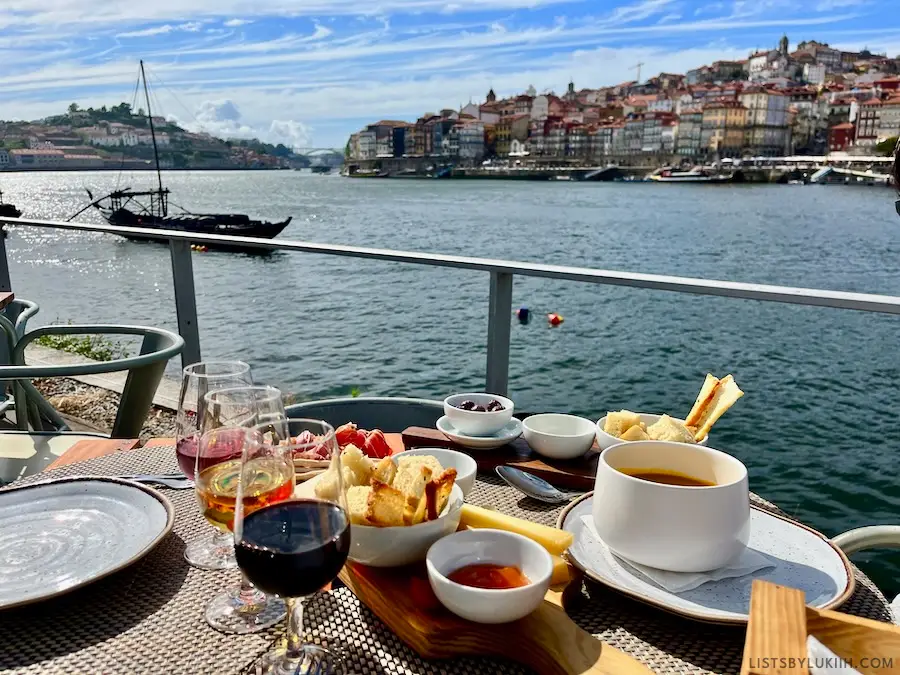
[558,492,854,625]
[0,476,175,610]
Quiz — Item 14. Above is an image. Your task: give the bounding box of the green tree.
[67,102,80,114]
[875,136,898,156]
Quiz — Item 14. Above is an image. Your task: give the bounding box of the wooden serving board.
[402,426,598,490]
[339,561,650,674]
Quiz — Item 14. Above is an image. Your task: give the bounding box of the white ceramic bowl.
[595,412,708,451]
[392,448,478,498]
[522,414,596,460]
[426,528,552,624]
[443,393,514,437]
[592,441,750,572]
[349,484,464,567]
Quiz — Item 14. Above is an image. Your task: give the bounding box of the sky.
[1,0,899,149]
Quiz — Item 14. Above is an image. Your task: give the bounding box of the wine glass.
[199,386,289,634]
[202,385,286,434]
[177,360,252,570]
[235,419,349,675]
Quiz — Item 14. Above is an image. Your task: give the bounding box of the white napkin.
[580,515,774,593]
[807,636,861,674]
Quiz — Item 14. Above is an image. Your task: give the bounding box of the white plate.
[558,492,854,625]
[0,477,174,610]
[436,415,523,450]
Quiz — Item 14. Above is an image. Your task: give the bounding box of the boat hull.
[105,209,292,253]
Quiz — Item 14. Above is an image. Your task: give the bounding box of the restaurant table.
[0,292,14,312]
[0,439,895,675]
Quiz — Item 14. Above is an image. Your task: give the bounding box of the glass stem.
[238,573,265,606]
[213,529,232,552]
[284,596,306,659]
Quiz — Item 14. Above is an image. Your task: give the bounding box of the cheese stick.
[459,504,573,556]
[550,555,571,585]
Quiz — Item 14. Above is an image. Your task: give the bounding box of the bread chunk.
[371,457,397,485]
[425,468,457,521]
[604,410,642,438]
[619,425,649,441]
[366,481,407,527]
[646,415,695,444]
[346,486,373,525]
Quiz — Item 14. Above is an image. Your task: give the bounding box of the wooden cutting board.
[402,427,598,490]
[339,561,650,674]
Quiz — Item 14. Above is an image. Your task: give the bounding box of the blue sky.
[1,0,898,148]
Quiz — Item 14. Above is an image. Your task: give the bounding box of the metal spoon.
[495,466,569,504]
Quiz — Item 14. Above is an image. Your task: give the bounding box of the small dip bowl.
[443,393,514,437]
[426,528,552,624]
[522,413,596,460]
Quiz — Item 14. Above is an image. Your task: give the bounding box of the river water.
[5,170,900,597]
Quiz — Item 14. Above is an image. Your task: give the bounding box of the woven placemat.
[0,446,893,675]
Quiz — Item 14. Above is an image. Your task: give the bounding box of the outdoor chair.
[832,526,900,621]
[285,396,443,432]
[0,298,39,416]
[1,324,183,438]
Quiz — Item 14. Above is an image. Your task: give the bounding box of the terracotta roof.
[373,120,409,127]
[861,97,883,105]
[831,122,855,129]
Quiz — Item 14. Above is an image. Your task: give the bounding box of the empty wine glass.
[177,360,251,569]
[200,386,289,634]
[235,419,349,675]
[202,385,285,435]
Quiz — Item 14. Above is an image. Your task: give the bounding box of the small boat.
[650,168,734,183]
[311,165,331,174]
[0,190,20,219]
[70,61,292,253]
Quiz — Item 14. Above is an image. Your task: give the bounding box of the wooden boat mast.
[139,60,167,217]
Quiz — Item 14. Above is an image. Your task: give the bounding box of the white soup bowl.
[592,440,749,572]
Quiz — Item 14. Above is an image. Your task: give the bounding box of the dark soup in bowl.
[618,468,715,487]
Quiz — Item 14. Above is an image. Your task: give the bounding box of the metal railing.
[4,215,900,396]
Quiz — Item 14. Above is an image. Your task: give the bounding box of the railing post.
[0,231,11,292]
[169,239,201,367]
[486,271,513,396]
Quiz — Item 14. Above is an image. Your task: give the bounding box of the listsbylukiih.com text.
[747,657,894,670]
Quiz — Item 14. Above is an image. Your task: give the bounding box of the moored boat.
[69,61,292,253]
[650,168,735,183]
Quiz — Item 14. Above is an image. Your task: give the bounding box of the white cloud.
[268,119,312,148]
[117,24,178,38]
[223,18,253,27]
[117,21,204,38]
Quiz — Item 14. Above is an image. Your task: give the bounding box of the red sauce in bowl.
[447,564,530,589]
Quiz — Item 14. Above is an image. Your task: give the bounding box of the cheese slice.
[685,373,720,428]
[693,374,744,440]
[459,504,574,556]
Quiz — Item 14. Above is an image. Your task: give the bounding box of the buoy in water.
[547,313,564,327]
[515,307,530,324]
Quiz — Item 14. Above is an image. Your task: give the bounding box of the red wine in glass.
[177,428,246,478]
[235,499,350,598]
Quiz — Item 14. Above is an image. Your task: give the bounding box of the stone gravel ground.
[33,378,176,441]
